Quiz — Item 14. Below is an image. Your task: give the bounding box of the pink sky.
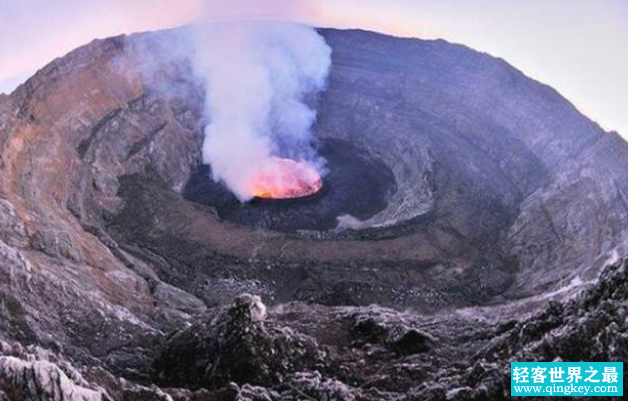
[1,0,626,137]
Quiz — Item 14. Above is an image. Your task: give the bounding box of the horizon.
[1,0,626,137]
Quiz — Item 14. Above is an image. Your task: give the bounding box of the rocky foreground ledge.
[1,260,625,401]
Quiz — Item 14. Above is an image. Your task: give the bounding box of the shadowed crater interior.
[183,139,397,233]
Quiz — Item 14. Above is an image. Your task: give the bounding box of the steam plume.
[190,20,331,201]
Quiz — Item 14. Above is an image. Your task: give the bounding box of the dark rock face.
[351,309,434,355]
[153,294,323,390]
[0,26,627,400]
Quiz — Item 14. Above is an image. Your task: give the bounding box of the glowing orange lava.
[251,157,323,199]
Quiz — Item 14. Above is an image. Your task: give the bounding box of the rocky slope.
[0,27,627,400]
[0,260,625,400]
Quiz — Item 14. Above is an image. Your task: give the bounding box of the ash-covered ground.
[0,27,626,400]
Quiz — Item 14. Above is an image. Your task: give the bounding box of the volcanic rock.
[350,308,434,355]
[0,25,627,401]
[0,341,109,401]
[153,294,323,390]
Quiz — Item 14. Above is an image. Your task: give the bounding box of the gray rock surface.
[0,26,626,400]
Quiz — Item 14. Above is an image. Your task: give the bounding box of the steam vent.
[0,27,626,401]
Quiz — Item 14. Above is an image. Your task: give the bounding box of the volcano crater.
[5,27,621,317]
[183,138,397,233]
[94,28,620,312]
[1,27,628,400]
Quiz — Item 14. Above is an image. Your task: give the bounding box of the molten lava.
[251,157,323,200]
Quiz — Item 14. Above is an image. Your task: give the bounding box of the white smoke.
[190,19,331,201]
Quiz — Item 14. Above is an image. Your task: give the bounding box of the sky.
[0,0,626,136]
